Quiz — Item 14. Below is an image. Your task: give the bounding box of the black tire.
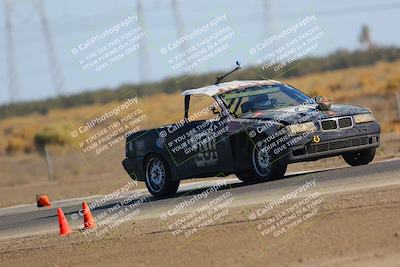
[237,144,288,183]
[342,148,376,166]
[144,154,180,197]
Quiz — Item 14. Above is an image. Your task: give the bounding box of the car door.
[189,117,235,176]
[164,96,235,178]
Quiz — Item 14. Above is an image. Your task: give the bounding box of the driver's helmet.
[249,94,270,111]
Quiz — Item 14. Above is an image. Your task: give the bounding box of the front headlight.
[354,113,375,124]
[286,122,317,135]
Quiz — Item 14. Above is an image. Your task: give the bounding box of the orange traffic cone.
[36,194,51,207]
[82,201,95,229]
[57,208,72,236]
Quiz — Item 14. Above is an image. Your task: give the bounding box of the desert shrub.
[5,137,25,154]
[385,77,400,93]
[34,127,70,152]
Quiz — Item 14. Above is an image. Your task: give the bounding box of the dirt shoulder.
[1,184,400,267]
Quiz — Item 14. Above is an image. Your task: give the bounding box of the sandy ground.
[1,184,399,267]
[0,133,399,208]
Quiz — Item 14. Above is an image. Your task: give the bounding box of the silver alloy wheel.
[252,146,272,177]
[146,158,166,193]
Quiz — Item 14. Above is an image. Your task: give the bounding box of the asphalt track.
[1,158,400,240]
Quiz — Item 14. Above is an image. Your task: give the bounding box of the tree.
[34,127,69,181]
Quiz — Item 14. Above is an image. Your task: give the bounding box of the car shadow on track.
[91,167,340,212]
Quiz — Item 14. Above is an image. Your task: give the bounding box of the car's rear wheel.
[237,144,287,183]
[342,148,376,166]
[145,155,180,197]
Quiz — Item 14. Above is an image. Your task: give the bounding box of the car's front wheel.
[145,155,180,197]
[237,144,287,183]
[342,148,376,166]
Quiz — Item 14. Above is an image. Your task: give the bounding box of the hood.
[240,104,369,124]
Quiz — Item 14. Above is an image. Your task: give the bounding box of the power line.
[1,0,400,99]
[4,0,19,103]
[1,1,399,35]
[1,1,399,48]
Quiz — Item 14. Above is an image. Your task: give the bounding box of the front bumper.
[122,157,145,181]
[287,122,380,163]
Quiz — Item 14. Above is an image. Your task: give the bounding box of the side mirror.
[315,96,332,111]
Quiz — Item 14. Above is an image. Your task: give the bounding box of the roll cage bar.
[184,94,232,120]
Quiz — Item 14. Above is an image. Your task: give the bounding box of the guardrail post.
[44,145,54,182]
[396,91,400,121]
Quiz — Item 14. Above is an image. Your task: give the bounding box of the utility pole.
[137,0,150,82]
[35,0,64,96]
[262,0,273,41]
[171,0,188,55]
[4,0,19,103]
[396,91,400,121]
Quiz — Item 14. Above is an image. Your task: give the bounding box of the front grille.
[307,136,370,154]
[338,117,352,128]
[321,120,337,130]
[319,116,353,131]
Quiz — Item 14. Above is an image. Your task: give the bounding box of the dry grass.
[1,60,400,206]
[1,60,400,155]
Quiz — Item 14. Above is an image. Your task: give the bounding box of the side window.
[187,96,222,121]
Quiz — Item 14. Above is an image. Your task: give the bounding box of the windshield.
[219,84,314,117]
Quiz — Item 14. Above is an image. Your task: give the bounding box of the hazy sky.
[0,0,399,104]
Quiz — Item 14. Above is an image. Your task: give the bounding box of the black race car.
[123,79,380,197]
